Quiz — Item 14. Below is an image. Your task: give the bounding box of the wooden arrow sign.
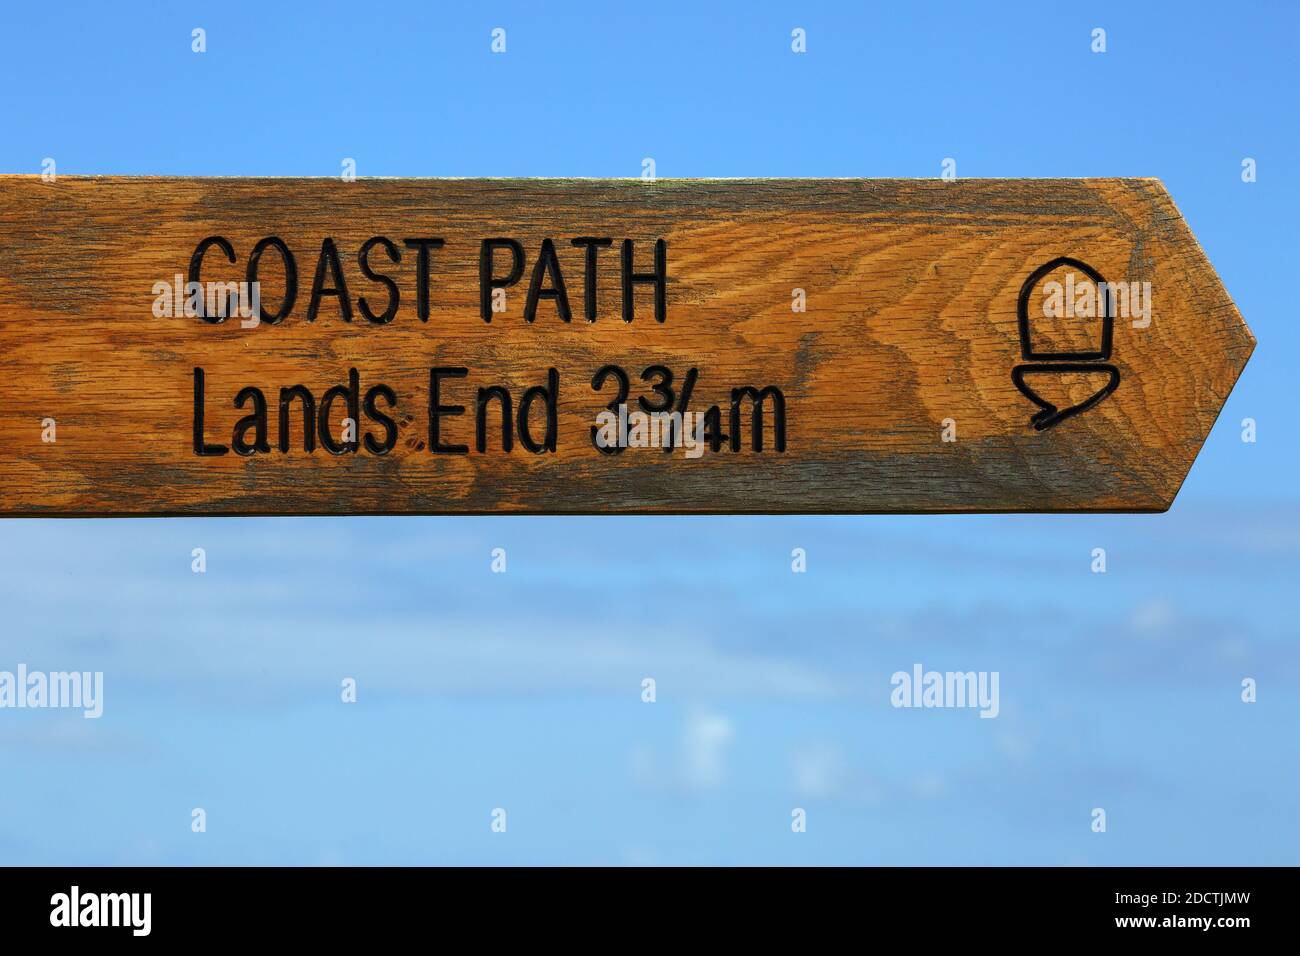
[0,177,1252,515]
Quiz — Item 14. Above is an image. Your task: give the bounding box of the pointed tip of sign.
[1130,180,1254,511]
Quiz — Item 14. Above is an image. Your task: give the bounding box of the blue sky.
[1,0,1297,864]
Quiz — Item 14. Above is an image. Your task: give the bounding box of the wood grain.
[0,177,1253,515]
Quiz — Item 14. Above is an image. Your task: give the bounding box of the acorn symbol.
[1011,256,1120,430]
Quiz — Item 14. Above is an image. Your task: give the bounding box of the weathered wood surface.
[0,177,1252,514]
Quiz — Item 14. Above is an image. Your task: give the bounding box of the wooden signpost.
[0,177,1252,515]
